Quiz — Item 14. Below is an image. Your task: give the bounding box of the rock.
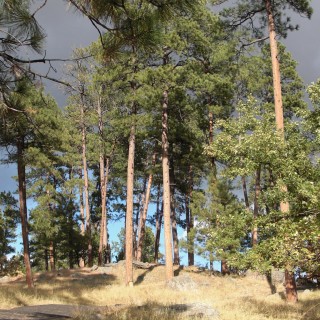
[302,289,312,295]
[91,265,99,271]
[169,302,219,319]
[0,275,10,283]
[271,269,285,283]
[167,275,199,291]
[97,267,112,273]
[133,260,155,269]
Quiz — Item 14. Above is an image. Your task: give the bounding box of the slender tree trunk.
[79,172,85,268]
[242,176,250,211]
[252,166,261,247]
[266,0,295,302]
[137,153,156,262]
[17,138,33,288]
[49,240,55,271]
[125,121,135,286]
[154,185,162,263]
[81,107,92,267]
[185,194,194,266]
[97,93,110,266]
[162,90,174,280]
[266,0,289,213]
[46,185,56,271]
[186,164,194,266]
[169,157,180,265]
[45,249,49,271]
[171,202,179,265]
[134,180,146,259]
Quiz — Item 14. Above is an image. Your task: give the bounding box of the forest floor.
[0,262,319,320]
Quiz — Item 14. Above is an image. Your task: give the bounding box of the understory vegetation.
[0,0,319,308]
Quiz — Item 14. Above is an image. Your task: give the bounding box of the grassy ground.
[0,264,319,320]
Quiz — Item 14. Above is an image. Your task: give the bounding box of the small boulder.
[0,275,10,283]
[91,265,99,271]
[167,274,199,291]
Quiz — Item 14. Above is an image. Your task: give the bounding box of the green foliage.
[0,192,19,261]
[189,175,249,265]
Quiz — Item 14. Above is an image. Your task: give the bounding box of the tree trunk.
[49,240,55,271]
[17,138,33,288]
[186,164,194,266]
[186,194,194,266]
[266,0,295,302]
[79,172,85,268]
[134,180,146,259]
[252,166,261,247]
[81,107,92,267]
[162,90,174,280]
[137,153,156,262]
[125,121,135,286]
[45,249,49,271]
[221,260,229,275]
[97,91,110,266]
[242,176,250,211]
[266,0,289,214]
[154,185,162,263]
[285,268,298,303]
[169,157,180,265]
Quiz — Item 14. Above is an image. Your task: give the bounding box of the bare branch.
[31,0,48,18]
[1,52,92,64]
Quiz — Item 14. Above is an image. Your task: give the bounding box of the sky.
[1,0,320,266]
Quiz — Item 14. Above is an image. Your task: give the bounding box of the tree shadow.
[134,266,155,285]
[240,294,320,320]
[174,266,184,276]
[3,271,118,306]
[266,272,277,294]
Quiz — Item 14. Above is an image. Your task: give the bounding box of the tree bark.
[186,165,194,266]
[79,171,85,268]
[125,121,135,286]
[154,185,162,263]
[242,176,250,211]
[137,152,156,262]
[221,260,229,275]
[252,166,261,247]
[266,0,289,214]
[81,107,92,267]
[49,240,55,271]
[285,269,298,303]
[266,0,295,303]
[162,90,174,280]
[17,138,33,288]
[45,249,49,271]
[98,94,110,266]
[134,179,146,259]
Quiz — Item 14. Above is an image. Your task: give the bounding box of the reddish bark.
[162,90,174,280]
[285,269,298,303]
[17,139,33,288]
[125,122,135,286]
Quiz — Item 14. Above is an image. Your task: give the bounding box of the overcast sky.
[1,0,320,193]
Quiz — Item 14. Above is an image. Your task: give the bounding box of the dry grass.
[0,264,319,320]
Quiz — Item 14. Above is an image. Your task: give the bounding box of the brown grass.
[0,264,319,320]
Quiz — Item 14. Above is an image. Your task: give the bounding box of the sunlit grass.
[0,266,319,320]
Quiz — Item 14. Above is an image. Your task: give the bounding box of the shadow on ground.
[240,294,320,320]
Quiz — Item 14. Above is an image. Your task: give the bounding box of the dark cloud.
[283,0,320,84]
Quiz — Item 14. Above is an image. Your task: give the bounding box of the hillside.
[0,263,319,320]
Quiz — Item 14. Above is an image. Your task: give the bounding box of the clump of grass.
[0,267,319,320]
